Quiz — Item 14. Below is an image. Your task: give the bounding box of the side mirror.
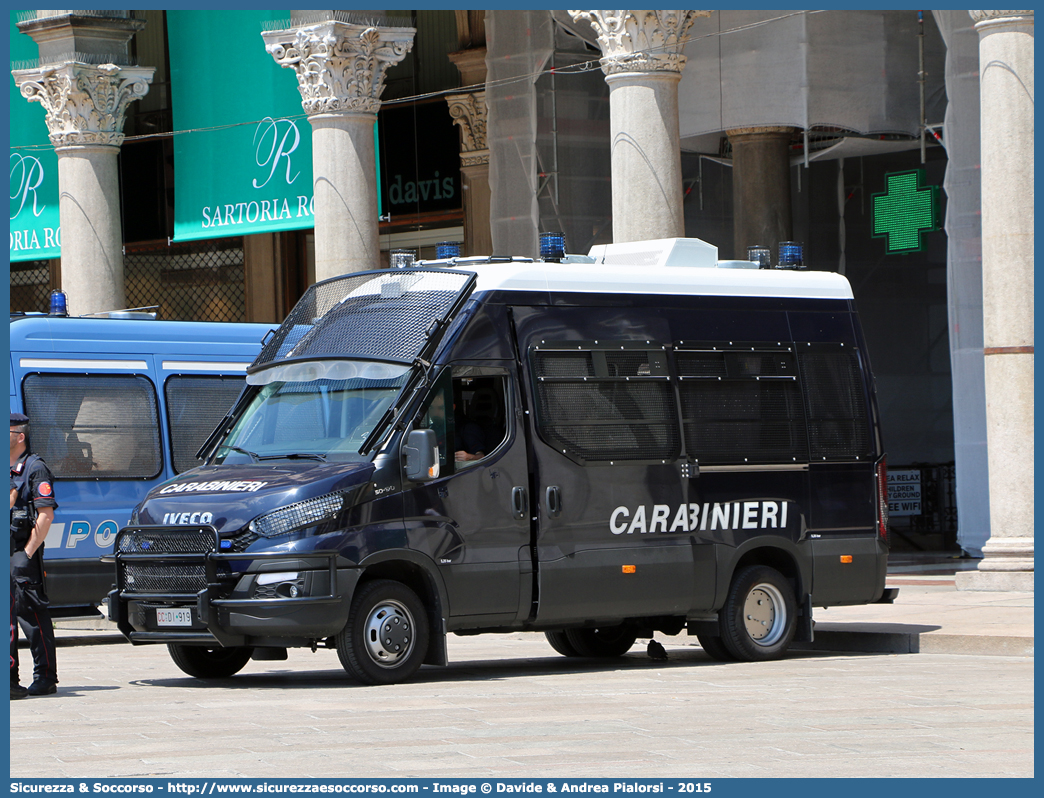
[403,428,440,481]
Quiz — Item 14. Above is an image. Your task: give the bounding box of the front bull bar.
[107,524,345,648]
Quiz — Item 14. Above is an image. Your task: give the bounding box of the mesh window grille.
[254,269,474,370]
[533,347,679,462]
[165,376,247,473]
[797,347,872,460]
[125,239,245,322]
[10,260,51,314]
[23,374,162,479]
[679,380,808,465]
[677,346,808,465]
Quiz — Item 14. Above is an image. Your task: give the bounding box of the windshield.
[214,363,410,465]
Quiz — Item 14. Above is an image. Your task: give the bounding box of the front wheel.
[564,626,637,657]
[336,580,429,685]
[719,565,797,661]
[167,644,253,679]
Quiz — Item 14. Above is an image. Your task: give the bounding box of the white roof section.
[424,238,854,301]
[588,237,719,269]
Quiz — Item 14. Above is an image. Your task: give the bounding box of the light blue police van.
[9,310,274,617]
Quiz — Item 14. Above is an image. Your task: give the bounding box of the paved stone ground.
[9,632,1033,779]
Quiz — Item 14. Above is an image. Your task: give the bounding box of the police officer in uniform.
[10,476,28,699]
[10,412,58,696]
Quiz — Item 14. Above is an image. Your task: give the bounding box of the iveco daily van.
[110,237,892,683]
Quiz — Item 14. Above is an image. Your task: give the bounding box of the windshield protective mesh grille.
[252,269,474,371]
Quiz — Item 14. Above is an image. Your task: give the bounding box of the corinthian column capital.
[447,91,488,162]
[970,10,1034,26]
[263,21,415,116]
[569,10,712,75]
[12,61,153,149]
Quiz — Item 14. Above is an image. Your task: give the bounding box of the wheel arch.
[714,540,809,610]
[356,549,449,666]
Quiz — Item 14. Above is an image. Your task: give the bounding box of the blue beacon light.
[49,289,68,316]
[539,231,566,261]
[435,241,461,259]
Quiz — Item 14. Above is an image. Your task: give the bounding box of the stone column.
[264,19,414,282]
[447,90,491,258]
[447,46,491,258]
[570,10,711,243]
[12,12,153,317]
[957,11,1034,592]
[727,126,796,262]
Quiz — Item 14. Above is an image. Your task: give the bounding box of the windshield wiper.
[218,444,260,462]
[258,452,327,462]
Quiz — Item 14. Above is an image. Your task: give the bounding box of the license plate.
[156,608,193,627]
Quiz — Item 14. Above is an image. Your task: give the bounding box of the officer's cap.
[10,412,29,425]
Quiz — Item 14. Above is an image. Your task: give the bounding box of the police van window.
[531,343,679,463]
[452,371,508,467]
[22,374,162,479]
[414,370,454,476]
[796,344,872,460]
[676,344,808,465]
[165,375,246,474]
[414,368,510,474]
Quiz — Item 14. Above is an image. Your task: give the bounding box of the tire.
[564,626,637,658]
[167,644,253,679]
[545,630,582,657]
[719,565,797,661]
[695,633,736,662]
[336,580,429,685]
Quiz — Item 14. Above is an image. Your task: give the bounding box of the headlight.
[250,491,345,539]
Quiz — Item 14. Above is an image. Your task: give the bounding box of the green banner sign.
[169,10,314,242]
[9,10,61,262]
[169,10,381,242]
[169,10,294,241]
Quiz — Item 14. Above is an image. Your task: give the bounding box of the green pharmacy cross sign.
[872,169,941,253]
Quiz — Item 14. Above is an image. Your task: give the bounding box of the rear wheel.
[564,626,637,657]
[544,630,581,657]
[336,580,429,685]
[719,565,797,661]
[167,644,253,679]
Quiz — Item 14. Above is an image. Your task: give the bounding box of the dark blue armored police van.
[110,236,892,684]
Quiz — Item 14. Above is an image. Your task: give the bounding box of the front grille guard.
[109,524,342,647]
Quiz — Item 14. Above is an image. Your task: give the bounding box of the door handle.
[545,485,562,518]
[512,486,527,520]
